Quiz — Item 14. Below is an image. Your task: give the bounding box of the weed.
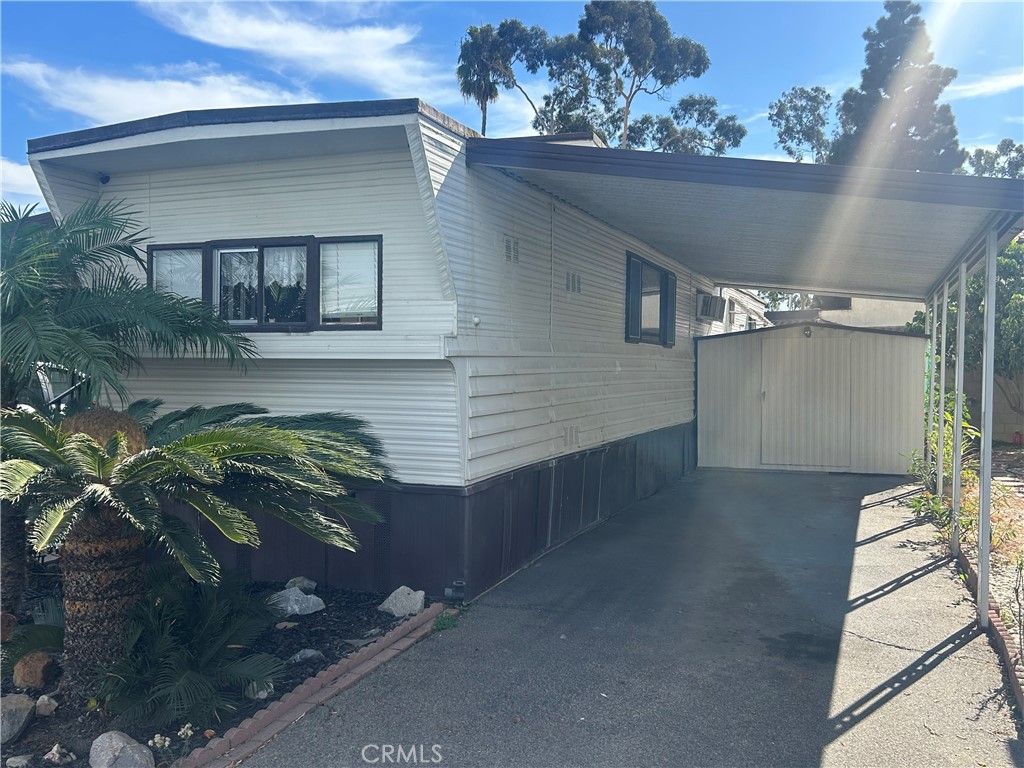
[432,611,459,632]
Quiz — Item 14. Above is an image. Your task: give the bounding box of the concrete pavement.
[243,470,1022,768]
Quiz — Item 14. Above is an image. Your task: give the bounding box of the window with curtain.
[150,236,380,331]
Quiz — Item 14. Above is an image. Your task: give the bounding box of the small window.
[728,299,737,328]
[152,248,202,299]
[319,239,381,328]
[746,316,757,331]
[625,253,676,347]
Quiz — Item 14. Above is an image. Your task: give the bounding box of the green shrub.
[1,595,65,680]
[97,566,282,728]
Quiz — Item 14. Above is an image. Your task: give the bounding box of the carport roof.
[467,138,1024,301]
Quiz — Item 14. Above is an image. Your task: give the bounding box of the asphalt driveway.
[244,470,1022,768]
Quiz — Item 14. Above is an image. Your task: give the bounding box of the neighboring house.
[766,296,921,331]
[26,100,728,598]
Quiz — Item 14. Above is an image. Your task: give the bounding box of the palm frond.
[153,516,221,584]
[170,487,261,546]
[122,399,164,426]
[146,403,267,447]
[29,497,81,550]
[0,458,43,498]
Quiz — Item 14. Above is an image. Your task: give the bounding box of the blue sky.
[2,1,1022,208]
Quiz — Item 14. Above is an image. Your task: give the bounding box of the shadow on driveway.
[243,470,1020,768]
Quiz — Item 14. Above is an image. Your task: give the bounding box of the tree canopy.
[457,1,745,155]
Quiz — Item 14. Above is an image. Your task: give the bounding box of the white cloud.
[736,152,796,163]
[1,157,46,208]
[484,78,547,138]
[3,59,314,124]
[144,2,458,105]
[945,70,1024,101]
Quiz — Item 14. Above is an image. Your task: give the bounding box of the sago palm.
[0,405,390,696]
[0,200,256,614]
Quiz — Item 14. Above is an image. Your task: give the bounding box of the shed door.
[761,336,852,467]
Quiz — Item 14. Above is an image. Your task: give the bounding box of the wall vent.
[503,235,520,264]
[696,292,726,322]
[563,424,580,448]
[565,271,582,293]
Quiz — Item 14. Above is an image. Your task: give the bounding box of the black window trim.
[624,251,676,348]
[147,234,383,332]
[315,235,384,332]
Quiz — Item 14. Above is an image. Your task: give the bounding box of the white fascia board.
[28,113,420,163]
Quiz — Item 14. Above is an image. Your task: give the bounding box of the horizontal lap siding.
[99,144,453,359]
[424,132,702,483]
[125,359,461,486]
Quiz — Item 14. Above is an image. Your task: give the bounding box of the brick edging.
[953,549,1024,712]
[180,602,447,768]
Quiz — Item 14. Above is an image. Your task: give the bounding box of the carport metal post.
[926,293,938,466]
[951,262,967,558]
[978,228,997,629]
[937,282,948,499]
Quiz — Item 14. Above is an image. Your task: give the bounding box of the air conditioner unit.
[696,293,726,322]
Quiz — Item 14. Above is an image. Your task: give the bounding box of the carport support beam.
[978,228,997,629]
[951,261,966,558]
[926,293,938,466]
[937,282,948,499]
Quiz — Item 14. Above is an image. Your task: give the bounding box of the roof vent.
[696,292,726,322]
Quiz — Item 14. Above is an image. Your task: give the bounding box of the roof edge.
[467,138,1024,212]
[28,99,479,155]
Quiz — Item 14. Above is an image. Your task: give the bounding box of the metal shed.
[696,324,926,474]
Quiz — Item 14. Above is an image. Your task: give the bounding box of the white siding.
[697,325,925,474]
[422,120,704,483]
[125,359,461,486]
[32,161,98,218]
[93,141,454,359]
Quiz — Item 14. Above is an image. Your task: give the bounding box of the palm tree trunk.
[481,101,488,136]
[0,501,28,615]
[61,507,146,697]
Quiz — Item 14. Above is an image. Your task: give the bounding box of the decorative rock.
[35,694,58,717]
[42,743,75,765]
[89,731,154,768]
[6,755,32,768]
[286,648,326,665]
[377,586,425,617]
[341,638,375,648]
[244,681,274,700]
[285,576,317,593]
[267,587,325,617]
[0,613,17,641]
[0,694,35,745]
[275,621,299,630]
[13,651,58,690]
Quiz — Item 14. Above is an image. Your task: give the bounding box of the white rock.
[35,694,58,717]
[0,694,35,745]
[285,576,317,593]
[286,648,326,665]
[267,587,325,617]
[89,731,154,768]
[43,743,75,765]
[377,586,425,617]
[244,681,274,700]
[6,755,32,768]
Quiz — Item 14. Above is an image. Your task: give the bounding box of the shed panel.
[698,325,925,475]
